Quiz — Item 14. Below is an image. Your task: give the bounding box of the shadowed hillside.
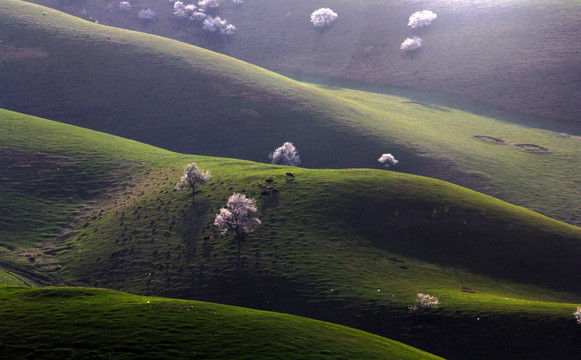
[1,109,580,359]
[27,0,581,134]
[0,1,580,227]
[0,286,443,359]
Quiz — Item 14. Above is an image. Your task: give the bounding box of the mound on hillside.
[28,0,581,133]
[0,286,442,360]
[1,1,580,227]
[1,108,581,359]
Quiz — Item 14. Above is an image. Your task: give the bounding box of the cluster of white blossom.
[175,162,211,197]
[409,293,439,315]
[198,0,220,11]
[232,0,243,4]
[378,153,398,167]
[408,10,437,29]
[575,307,581,324]
[137,8,156,20]
[400,10,437,52]
[171,1,235,34]
[269,142,302,167]
[118,1,132,11]
[173,1,198,18]
[400,36,422,51]
[203,15,236,35]
[310,8,338,28]
[214,193,261,236]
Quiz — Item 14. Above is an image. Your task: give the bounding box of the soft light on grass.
[0,0,579,227]
[0,286,442,360]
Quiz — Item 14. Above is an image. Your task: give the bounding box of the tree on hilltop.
[269,142,301,167]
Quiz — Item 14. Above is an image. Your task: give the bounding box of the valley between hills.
[1,1,580,359]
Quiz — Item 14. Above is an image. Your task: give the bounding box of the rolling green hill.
[1,109,580,358]
[0,0,579,227]
[27,0,581,133]
[0,286,443,359]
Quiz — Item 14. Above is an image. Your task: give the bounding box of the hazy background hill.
[27,0,581,134]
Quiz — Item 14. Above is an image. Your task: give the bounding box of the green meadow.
[1,109,580,358]
[0,0,579,226]
[1,1,580,358]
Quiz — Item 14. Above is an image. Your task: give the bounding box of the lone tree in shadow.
[176,162,211,203]
[214,193,261,258]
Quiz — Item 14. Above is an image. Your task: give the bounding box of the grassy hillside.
[1,0,580,226]
[28,0,581,133]
[1,109,580,358]
[0,286,442,360]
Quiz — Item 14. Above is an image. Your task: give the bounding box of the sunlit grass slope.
[0,286,442,360]
[0,269,27,286]
[2,109,580,358]
[29,0,581,132]
[1,0,580,226]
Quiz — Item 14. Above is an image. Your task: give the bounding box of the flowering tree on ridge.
[269,142,301,167]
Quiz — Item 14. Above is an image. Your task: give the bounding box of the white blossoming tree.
[202,16,236,35]
[269,142,301,167]
[198,0,220,11]
[137,9,156,21]
[175,162,211,201]
[173,1,197,18]
[310,8,338,28]
[401,36,422,51]
[408,10,437,29]
[215,193,261,253]
[575,307,581,324]
[409,293,439,317]
[378,153,398,167]
[119,1,132,11]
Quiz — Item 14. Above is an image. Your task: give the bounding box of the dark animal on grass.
[260,190,271,197]
[266,186,279,195]
[265,177,274,183]
[286,172,295,178]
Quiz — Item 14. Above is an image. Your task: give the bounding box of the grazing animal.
[260,190,270,197]
[286,172,295,178]
[265,177,274,183]
[266,186,279,195]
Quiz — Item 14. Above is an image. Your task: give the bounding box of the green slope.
[28,0,581,133]
[1,0,580,227]
[1,109,580,358]
[0,286,442,360]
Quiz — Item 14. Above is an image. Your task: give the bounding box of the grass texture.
[1,0,580,227]
[1,109,580,358]
[0,286,442,360]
